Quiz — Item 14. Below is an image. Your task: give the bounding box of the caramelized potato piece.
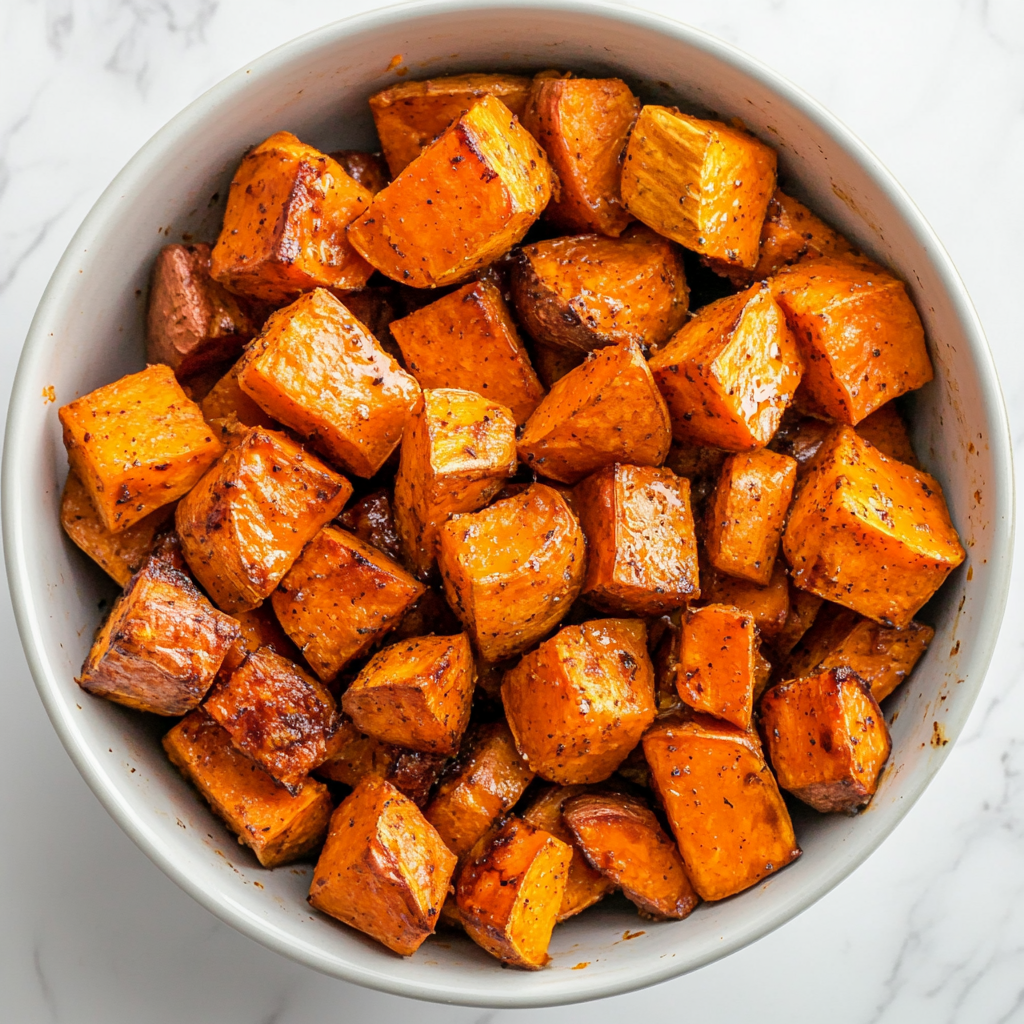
[704,558,791,640]
[771,258,933,425]
[164,710,331,867]
[78,556,239,715]
[502,618,656,784]
[648,284,803,450]
[563,791,698,920]
[771,584,824,658]
[510,226,688,354]
[328,150,390,195]
[575,463,699,614]
[767,411,833,472]
[59,364,224,533]
[706,449,798,585]
[855,402,919,466]
[309,777,457,956]
[200,358,278,431]
[643,713,800,900]
[529,340,587,389]
[236,289,420,478]
[394,389,517,578]
[210,131,373,302]
[761,666,891,812]
[390,279,545,425]
[219,603,301,675]
[782,427,965,627]
[456,817,570,969]
[438,484,585,660]
[387,749,450,807]
[176,427,351,612]
[517,340,672,484]
[337,488,403,562]
[622,107,777,269]
[348,95,552,288]
[271,526,425,681]
[369,73,533,176]
[523,76,640,236]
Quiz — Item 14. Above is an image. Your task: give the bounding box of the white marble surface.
[2,0,1024,1020]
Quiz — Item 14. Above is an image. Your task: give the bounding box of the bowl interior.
[3,0,1012,1008]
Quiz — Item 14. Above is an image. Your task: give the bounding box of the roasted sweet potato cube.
[329,150,390,195]
[390,279,545,425]
[200,358,278,431]
[782,427,965,627]
[563,791,699,920]
[210,131,373,302]
[236,289,421,477]
[704,558,791,640]
[309,776,456,956]
[342,633,475,755]
[219,603,302,676]
[394,388,517,577]
[767,411,834,472]
[517,340,671,485]
[315,715,397,786]
[337,488,403,562]
[648,284,803,450]
[706,449,798,585]
[502,618,656,784]
[761,666,891,812]
[522,76,639,236]
[348,95,553,288]
[677,604,758,729]
[771,584,824,658]
[78,556,240,715]
[529,340,587,389]
[271,526,425,680]
[456,817,570,969]
[369,73,533,176]
[575,463,699,615]
[855,401,919,466]
[175,427,351,612]
[510,226,688,354]
[621,107,777,269]
[771,257,933,425]
[59,364,224,533]
[164,710,332,867]
[437,484,585,660]
[643,713,800,900]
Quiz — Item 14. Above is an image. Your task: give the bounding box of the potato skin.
[336,488,403,563]
[328,150,391,195]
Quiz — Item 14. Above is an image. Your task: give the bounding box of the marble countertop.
[3,1,1024,1021]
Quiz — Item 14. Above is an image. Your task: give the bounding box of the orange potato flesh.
[760,666,892,813]
[328,150,391,195]
[517,340,672,485]
[175,427,351,613]
[753,644,774,702]
[164,710,332,868]
[529,340,587,390]
[210,131,374,302]
[782,427,965,627]
[704,558,791,641]
[643,712,800,901]
[200,358,279,431]
[219,603,302,676]
[309,777,457,956]
[770,584,824,658]
[855,402,919,466]
[59,364,224,533]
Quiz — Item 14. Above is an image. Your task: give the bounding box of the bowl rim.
[3,0,1015,1007]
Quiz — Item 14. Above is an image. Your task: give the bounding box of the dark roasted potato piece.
[337,488,403,562]
[328,150,391,195]
[771,584,824,658]
[528,339,587,389]
[219,603,302,675]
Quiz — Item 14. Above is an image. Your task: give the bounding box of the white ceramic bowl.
[2,0,1014,1008]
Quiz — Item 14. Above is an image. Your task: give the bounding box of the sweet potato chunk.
[390,279,545,424]
[510,226,688,354]
[438,484,585,660]
[771,584,824,658]
[78,555,240,715]
[236,289,420,478]
[771,257,933,425]
[648,284,803,450]
[369,73,532,176]
[271,526,425,681]
[855,402,918,466]
[706,449,797,584]
[529,340,586,389]
[219,603,301,675]
[337,488,403,562]
[60,364,224,533]
[643,713,800,900]
[456,817,570,970]
[393,389,517,578]
[501,618,656,784]
[782,427,965,627]
[760,666,891,812]
[703,558,791,640]
[342,633,475,755]
[164,710,332,867]
[204,648,337,792]
[574,463,699,614]
[175,427,351,612]
[522,76,639,236]
[767,411,834,472]
[309,776,456,956]
[329,150,391,195]
[563,791,698,920]
[200,358,278,431]
[621,107,777,270]
[517,340,672,484]
[210,131,373,302]
[348,95,552,288]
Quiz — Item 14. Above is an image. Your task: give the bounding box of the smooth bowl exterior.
[2,0,1013,1008]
